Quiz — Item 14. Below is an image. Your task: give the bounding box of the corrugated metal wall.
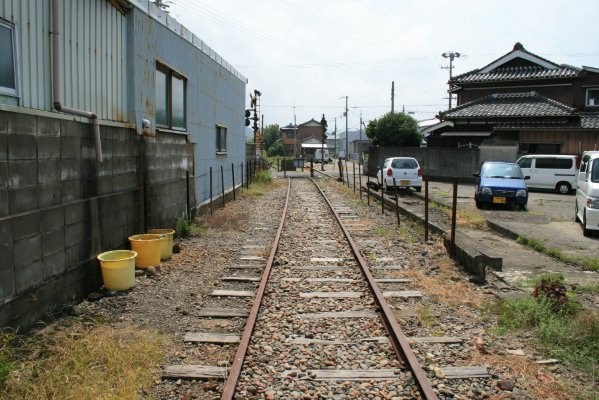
[0,0,128,122]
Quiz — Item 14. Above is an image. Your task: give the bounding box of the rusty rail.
[220,179,291,400]
[312,178,439,400]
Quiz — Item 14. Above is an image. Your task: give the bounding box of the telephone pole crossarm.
[442,52,461,110]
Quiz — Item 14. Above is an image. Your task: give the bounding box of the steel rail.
[220,179,291,400]
[312,178,439,400]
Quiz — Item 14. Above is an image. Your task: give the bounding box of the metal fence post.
[221,165,225,208]
[231,163,236,201]
[358,163,362,201]
[209,166,213,214]
[353,163,356,193]
[424,179,429,243]
[450,177,458,257]
[381,182,385,215]
[393,178,400,226]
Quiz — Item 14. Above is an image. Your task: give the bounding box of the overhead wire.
[175,1,343,67]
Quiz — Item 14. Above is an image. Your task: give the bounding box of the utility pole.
[344,96,349,158]
[333,117,337,157]
[359,113,362,165]
[442,52,461,110]
[391,81,395,113]
[293,108,297,158]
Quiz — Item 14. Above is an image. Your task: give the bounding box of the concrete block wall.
[0,110,192,330]
[368,147,480,182]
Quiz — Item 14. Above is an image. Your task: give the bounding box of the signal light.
[245,109,251,127]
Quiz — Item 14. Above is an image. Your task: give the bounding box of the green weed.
[497,286,598,372]
[517,236,599,271]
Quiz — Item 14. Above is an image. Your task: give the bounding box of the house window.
[587,88,599,107]
[216,125,227,153]
[0,21,17,96]
[156,63,186,130]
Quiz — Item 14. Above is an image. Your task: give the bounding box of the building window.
[156,63,186,130]
[0,21,17,96]
[587,88,599,107]
[216,125,227,153]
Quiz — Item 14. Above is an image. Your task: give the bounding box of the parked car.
[379,157,422,192]
[575,151,599,236]
[473,161,529,209]
[516,154,578,194]
[314,148,333,164]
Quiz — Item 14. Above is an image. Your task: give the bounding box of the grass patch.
[579,257,599,272]
[428,202,487,229]
[1,323,164,400]
[497,289,598,374]
[174,216,204,238]
[516,236,599,271]
[517,273,565,289]
[255,169,273,183]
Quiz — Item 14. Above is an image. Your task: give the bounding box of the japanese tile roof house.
[426,42,599,155]
[280,118,325,157]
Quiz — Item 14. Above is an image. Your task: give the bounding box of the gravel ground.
[67,174,595,399]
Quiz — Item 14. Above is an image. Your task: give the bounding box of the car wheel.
[583,210,592,237]
[475,200,483,209]
[556,182,571,194]
[575,202,580,222]
[414,187,422,192]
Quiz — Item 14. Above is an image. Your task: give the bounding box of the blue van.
[473,161,529,210]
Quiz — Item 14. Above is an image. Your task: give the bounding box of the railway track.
[162,177,492,399]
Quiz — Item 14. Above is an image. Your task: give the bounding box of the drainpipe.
[51,0,103,162]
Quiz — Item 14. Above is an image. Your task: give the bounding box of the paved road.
[425,181,598,261]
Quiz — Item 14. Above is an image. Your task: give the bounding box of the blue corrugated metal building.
[0,0,249,330]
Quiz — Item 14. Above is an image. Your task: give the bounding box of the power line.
[175,1,341,67]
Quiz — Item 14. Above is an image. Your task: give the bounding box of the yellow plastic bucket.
[128,234,163,268]
[97,250,137,291]
[147,228,175,260]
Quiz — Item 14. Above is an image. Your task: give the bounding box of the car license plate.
[400,180,410,186]
[492,196,506,204]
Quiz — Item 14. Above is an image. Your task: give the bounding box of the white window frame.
[0,20,18,97]
[216,124,227,154]
[586,87,599,107]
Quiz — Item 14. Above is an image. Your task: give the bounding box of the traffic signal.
[245,109,251,127]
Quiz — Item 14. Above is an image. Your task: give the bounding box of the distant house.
[0,0,247,329]
[280,118,325,157]
[426,43,599,156]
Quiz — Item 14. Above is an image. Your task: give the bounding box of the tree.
[262,124,280,153]
[267,140,286,156]
[365,112,421,147]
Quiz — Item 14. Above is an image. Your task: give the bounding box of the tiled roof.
[440,92,575,119]
[452,65,581,84]
[580,112,599,129]
[280,123,297,130]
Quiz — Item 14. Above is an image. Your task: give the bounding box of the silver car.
[379,157,422,192]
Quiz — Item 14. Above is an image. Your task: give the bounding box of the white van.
[516,155,578,194]
[314,148,332,164]
[575,151,599,236]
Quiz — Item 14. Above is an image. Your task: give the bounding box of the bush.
[175,217,192,238]
[497,282,597,372]
[255,170,272,183]
[0,352,10,384]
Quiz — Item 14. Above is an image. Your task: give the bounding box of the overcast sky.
[168,0,599,134]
